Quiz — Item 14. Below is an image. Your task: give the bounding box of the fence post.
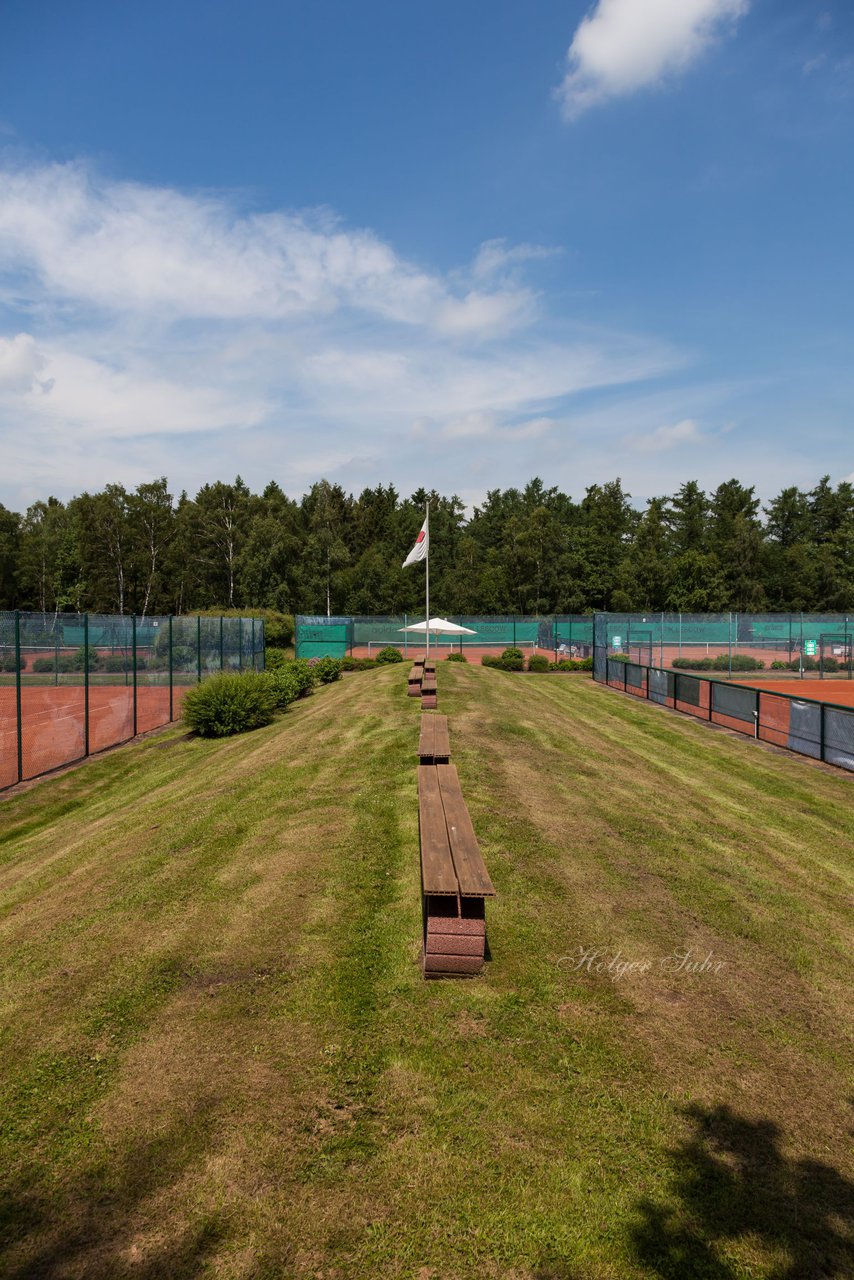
[84,612,90,757]
[54,624,59,687]
[251,617,256,671]
[168,615,174,721]
[754,688,760,739]
[220,616,224,671]
[513,617,517,647]
[238,617,243,672]
[132,616,138,738]
[820,702,826,762]
[15,610,23,783]
[709,678,713,721]
[197,616,202,683]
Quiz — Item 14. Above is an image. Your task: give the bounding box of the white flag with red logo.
[402,516,429,567]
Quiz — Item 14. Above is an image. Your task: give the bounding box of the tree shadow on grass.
[630,1103,854,1279]
[0,1109,232,1279]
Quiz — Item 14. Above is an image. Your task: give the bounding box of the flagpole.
[425,500,430,661]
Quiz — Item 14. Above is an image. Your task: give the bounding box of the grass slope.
[0,666,852,1279]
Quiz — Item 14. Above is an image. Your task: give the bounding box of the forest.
[0,474,852,619]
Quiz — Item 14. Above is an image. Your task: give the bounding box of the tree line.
[0,474,852,619]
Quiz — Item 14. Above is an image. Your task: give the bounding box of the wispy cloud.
[0,157,684,508]
[556,0,749,120]
[628,418,706,453]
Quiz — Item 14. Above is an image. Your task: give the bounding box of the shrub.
[264,648,289,672]
[823,657,839,673]
[32,655,76,674]
[728,655,764,672]
[262,670,300,710]
[340,656,378,671]
[445,652,468,663]
[481,654,503,668]
[275,658,317,698]
[72,646,102,671]
[1,653,21,672]
[103,654,130,673]
[312,656,343,684]
[609,652,631,663]
[500,646,525,672]
[771,661,787,670]
[183,672,277,737]
[672,657,715,671]
[790,656,819,672]
[375,646,404,664]
[527,654,550,673]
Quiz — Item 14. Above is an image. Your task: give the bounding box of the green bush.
[262,670,300,710]
[481,654,503,668]
[312,656,343,684]
[608,652,631,663]
[32,655,77,674]
[183,672,277,737]
[790,656,819,672]
[103,654,130,673]
[445,652,468,663]
[1,653,21,672]
[823,657,839,673]
[672,657,715,671]
[264,648,289,672]
[375,646,404,664]
[340,656,378,671]
[771,661,787,670]
[500,646,525,671]
[527,654,550,672]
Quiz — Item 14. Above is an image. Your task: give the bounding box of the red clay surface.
[732,678,854,707]
[0,686,188,789]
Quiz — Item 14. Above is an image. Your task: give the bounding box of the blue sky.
[1,0,852,512]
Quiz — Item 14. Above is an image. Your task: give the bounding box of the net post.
[132,615,138,738]
[15,610,23,783]
[168,615,174,721]
[84,612,90,757]
[197,616,202,683]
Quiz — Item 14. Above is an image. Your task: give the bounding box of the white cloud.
[0,157,688,508]
[0,332,47,392]
[0,161,537,336]
[629,417,705,452]
[557,0,749,119]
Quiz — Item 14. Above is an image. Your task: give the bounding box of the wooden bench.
[408,660,424,697]
[418,713,450,763]
[420,672,437,709]
[418,763,496,976]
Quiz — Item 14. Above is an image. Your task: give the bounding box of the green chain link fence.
[0,612,265,790]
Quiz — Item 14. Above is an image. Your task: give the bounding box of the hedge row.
[481,648,593,673]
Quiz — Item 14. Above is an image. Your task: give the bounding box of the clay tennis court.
[0,685,190,789]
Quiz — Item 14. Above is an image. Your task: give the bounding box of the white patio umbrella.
[399,617,477,658]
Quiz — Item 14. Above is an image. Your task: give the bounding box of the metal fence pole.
[238,617,243,672]
[754,689,760,739]
[709,678,713,721]
[132,615,138,738]
[251,617,255,671]
[15,610,23,783]
[197,616,202,683]
[54,624,59,687]
[168,615,174,721]
[820,702,826,762]
[84,612,90,757]
[220,616,224,671]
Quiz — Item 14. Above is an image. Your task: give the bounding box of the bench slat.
[417,765,458,896]
[436,763,496,898]
[418,714,450,763]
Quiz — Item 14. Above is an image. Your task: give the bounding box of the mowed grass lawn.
[1,665,852,1280]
